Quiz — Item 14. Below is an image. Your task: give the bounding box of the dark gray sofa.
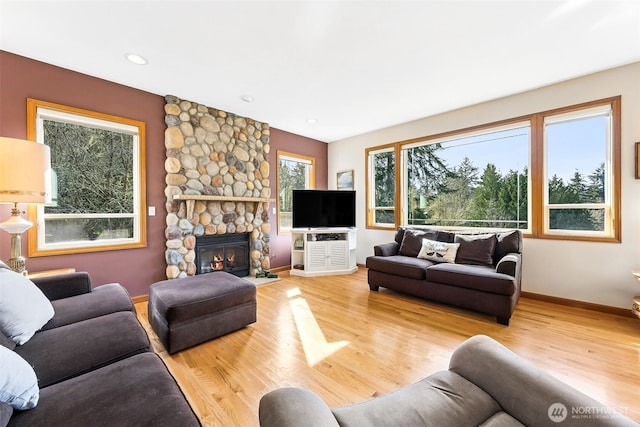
[366,227,522,325]
[259,335,637,427]
[0,266,199,426]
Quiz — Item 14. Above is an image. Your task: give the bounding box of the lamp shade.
[0,137,52,204]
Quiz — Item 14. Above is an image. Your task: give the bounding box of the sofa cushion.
[42,283,134,330]
[7,353,200,427]
[417,239,459,263]
[332,370,502,427]
[494,230,522,263]
[15,311,150,388]
[425,263,516,296]
[366,255,434,280]
[0,346,39,410]
[399,229,438,257]
[455,234,497,266]
[0,268,55,345]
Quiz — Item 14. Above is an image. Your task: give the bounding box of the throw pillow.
[394,226,408,245]
[454,234,497,266]
[399,229,438,257]
[0,268,55,345]
[435,230,456,243]
[0,345,39,410]
[494,230,521,263]
[417,238,460,263]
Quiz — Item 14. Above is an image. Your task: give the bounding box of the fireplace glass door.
[195,234,249,277]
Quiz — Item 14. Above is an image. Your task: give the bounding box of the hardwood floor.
[135,267,640,426]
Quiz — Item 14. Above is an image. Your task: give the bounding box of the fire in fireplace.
[195,233,249,277]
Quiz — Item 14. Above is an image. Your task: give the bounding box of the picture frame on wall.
[337,169,354,190]
[636,142,640,179]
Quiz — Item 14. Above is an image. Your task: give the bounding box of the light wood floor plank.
[136,267,640,425]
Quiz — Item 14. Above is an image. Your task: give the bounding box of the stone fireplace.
[163,95,271,279]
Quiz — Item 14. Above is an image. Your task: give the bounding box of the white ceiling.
[1,1,639,143]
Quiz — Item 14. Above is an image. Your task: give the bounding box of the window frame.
[365,143,401,229]
[276,150,316,234]
[536,99,620,241]
[365,96,621,243]
[26,98,147,256]
[399,119,532,232]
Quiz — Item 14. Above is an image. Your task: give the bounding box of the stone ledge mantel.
[173,194,275,218]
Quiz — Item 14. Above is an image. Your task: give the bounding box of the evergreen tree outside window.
[277,151,315,232]
[402,123,530,230]
[27,99,146,255]
[366,146,396,228]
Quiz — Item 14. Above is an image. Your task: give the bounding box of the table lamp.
[0,137,51,274]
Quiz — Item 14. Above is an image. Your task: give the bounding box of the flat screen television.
[292,190,356,229]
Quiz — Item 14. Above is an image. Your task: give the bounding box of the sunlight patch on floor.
[287,287,350,366]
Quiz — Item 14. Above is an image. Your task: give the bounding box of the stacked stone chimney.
[163,95,271,279]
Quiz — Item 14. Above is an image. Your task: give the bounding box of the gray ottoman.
[148,272,256,354]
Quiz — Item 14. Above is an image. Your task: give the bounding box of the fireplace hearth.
[195,233,250,277]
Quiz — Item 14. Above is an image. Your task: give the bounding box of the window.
[366,145,398,229]
[277,151,315,233]
[402,122,530,230]
[27,99,146,255]
[542,104,616,238]
[366,97,620,242]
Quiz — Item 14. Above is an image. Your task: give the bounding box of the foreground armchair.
[259,335,635,427]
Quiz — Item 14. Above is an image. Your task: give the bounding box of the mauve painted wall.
[267,128,328,269]
[0,51,328,296]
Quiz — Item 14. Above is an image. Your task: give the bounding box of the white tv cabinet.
[290,228,357,277]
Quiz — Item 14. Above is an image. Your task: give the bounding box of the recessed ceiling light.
[125,53,148,65]
[307,118,317,124]
[241,95,255,103]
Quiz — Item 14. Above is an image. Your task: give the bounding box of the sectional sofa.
[366,227,522,325]
[0,262,199,426]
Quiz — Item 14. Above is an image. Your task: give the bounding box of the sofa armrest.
[30,272,92,301]
[449,335,637,427]
[259,387,340,427]
[495,253,520,277]
[374,242,400,257]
